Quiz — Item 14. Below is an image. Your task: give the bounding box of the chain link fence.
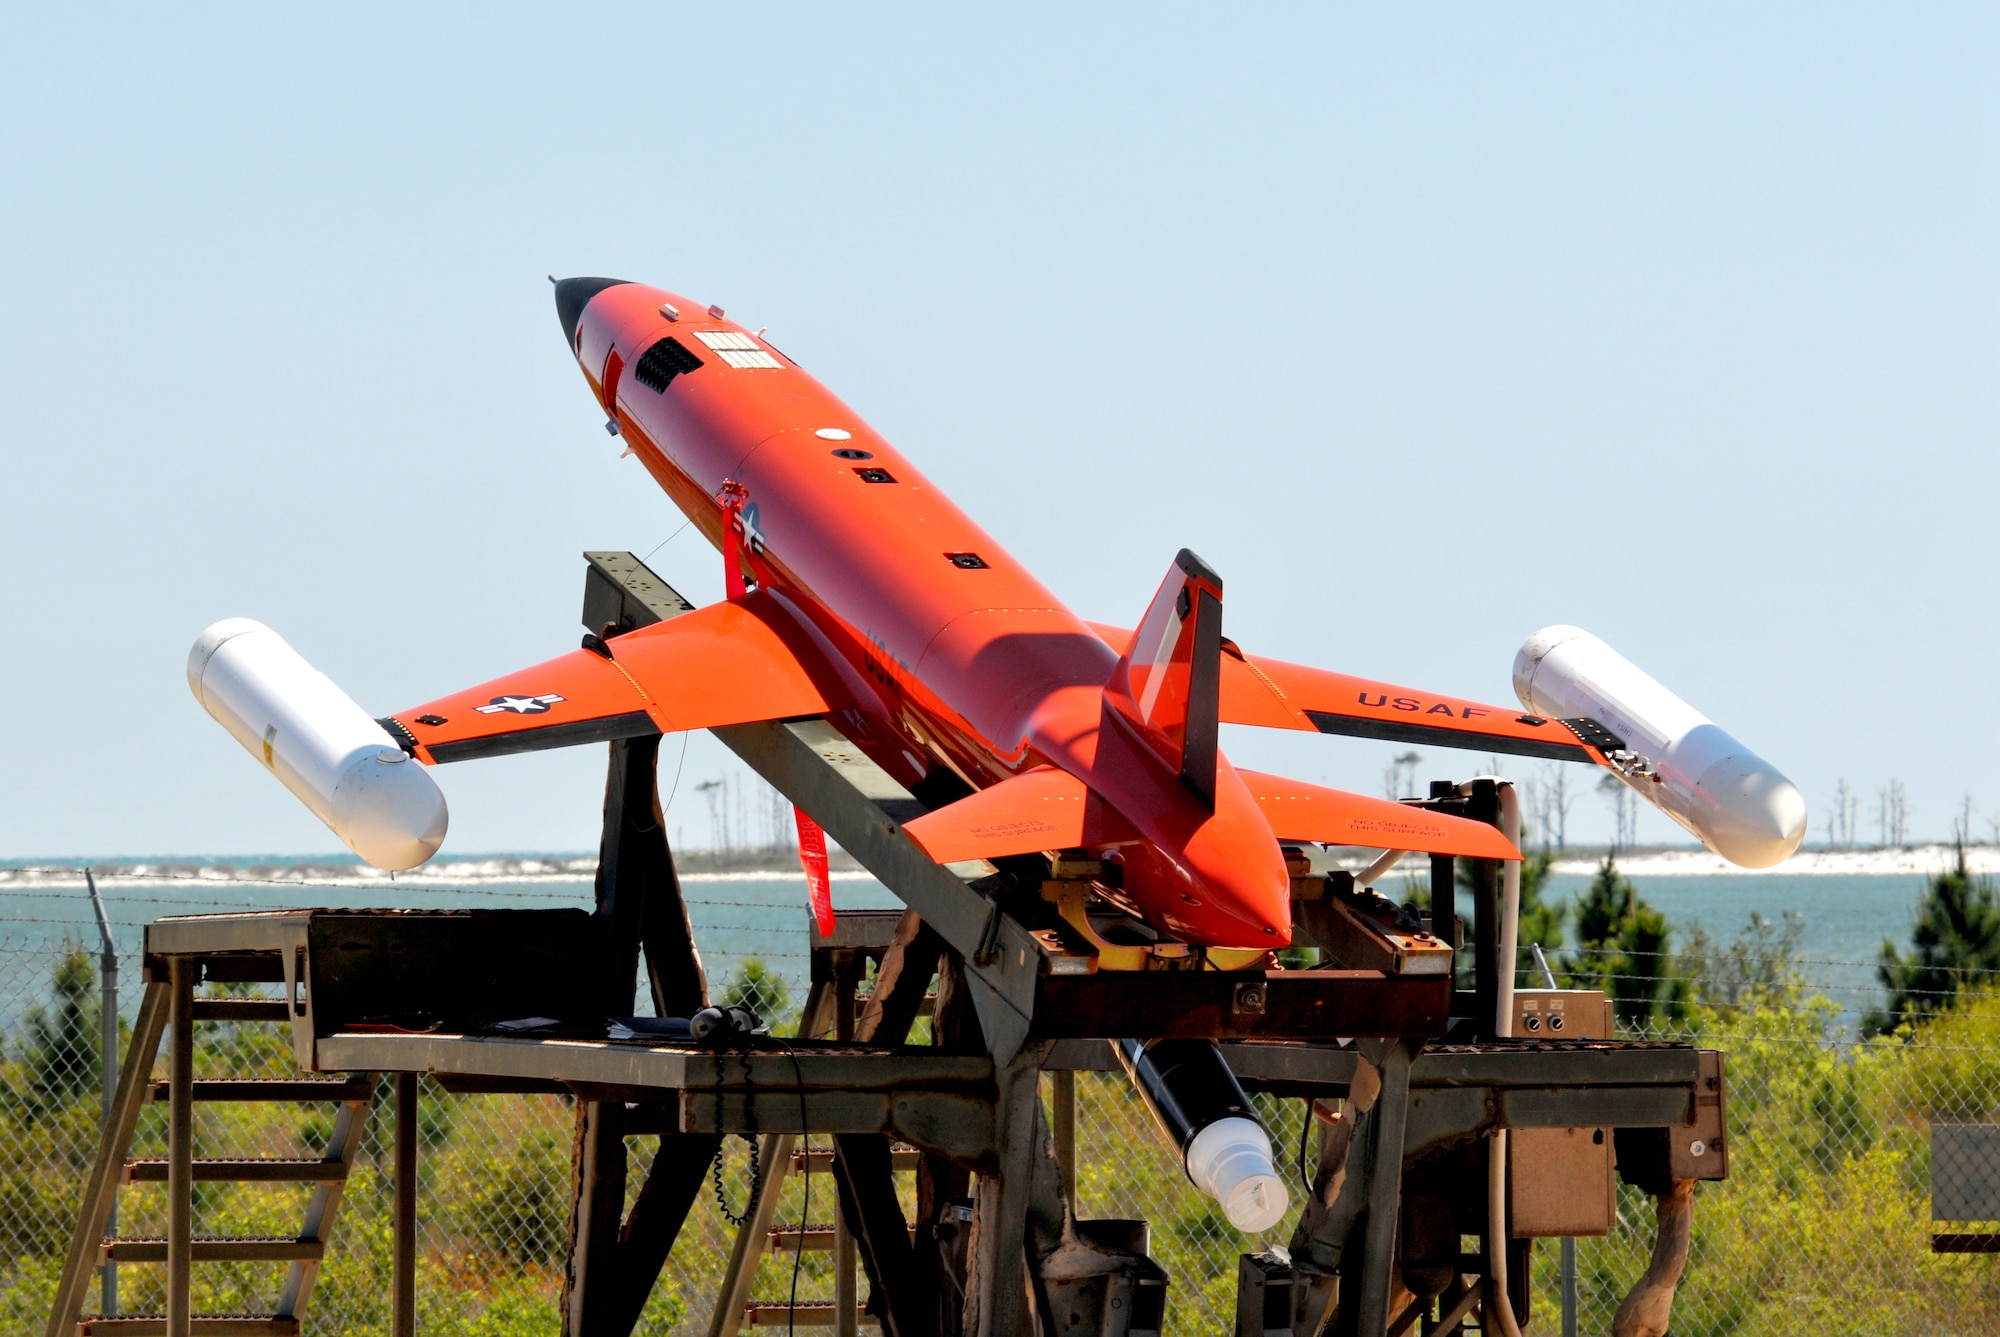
[4,875,2000,1334]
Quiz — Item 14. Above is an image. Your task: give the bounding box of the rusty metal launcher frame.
[45,553,1728,1337]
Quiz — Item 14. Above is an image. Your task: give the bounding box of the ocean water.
[0,856,1953,1032]
[0,862,903,1020]
[1358,863,1937,1028]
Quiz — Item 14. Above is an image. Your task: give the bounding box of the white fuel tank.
[1513,626,1805,869]
[187,619,447,871]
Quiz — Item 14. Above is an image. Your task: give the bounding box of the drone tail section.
[1234,770,1521,860]
[901,766,1141,865]
[1103,549,1226,809]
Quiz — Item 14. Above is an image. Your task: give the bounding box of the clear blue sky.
[2,7,1994,859]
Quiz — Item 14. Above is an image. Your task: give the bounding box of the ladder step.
[744,1302,880,1327]
[146,1077,372,1104]
[125,1158,347,1184]
[768,1224,917,1252]
[791,1148,922,1172]
[188,999,292,1022]
[768,1224,838,1252]
[79,1315,300,1335]
[99,1235,324,1263]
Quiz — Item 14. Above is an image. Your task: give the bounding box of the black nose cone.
[553,276,633,345]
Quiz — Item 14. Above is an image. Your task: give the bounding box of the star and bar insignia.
[475,693,566,715]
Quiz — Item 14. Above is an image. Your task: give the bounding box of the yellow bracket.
[1041,879,1152,971]
[1038,879,1268,972]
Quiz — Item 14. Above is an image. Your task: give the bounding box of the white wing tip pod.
[1513,624,1806,869]
[187,616,271,704]
[1510,624,1591,714]
[187,618,447,872]
[328,748,449,871]
[1681,743,1809,869]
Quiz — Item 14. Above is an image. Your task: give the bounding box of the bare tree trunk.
[1612,1180,1695,1337]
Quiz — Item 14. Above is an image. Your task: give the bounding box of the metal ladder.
[711,940,940,1336]
[736,1144,922,1330]
[45,959,374,1337]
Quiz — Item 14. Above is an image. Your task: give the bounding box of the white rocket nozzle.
[1185,1116,1290,1233]
[188,619,448,871]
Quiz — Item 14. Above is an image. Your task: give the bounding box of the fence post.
[1560,1238,1577,1337]
[395,1072,418,1337]
[85,869,118,1317]
[1531,943,1576,1337]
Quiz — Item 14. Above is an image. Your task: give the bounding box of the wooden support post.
[1050,1070,1076,1200]
[595,735,708,1018]
[832,911,946,1337]
[832,1136,920,1333]
[916,954,975,1337]
[854,912,943,1046]
[166,957,195,1337]
[612,1132,723,1331]
[830,952,861,1331]
[835,1188,859,1337]
[568,1107,720,1337]
[564,733,723,1337]
[1354,1041,1416,1337]
[395,1071,418,1337]
[564,1099,629,1337]
[833,949,863,1042]
[1286,1046,1393,1336]
[967,1043,1054,1337]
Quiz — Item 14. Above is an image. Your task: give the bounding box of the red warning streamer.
[718,479,752,601]
[794,806,835,937]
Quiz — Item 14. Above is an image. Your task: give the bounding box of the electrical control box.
[1509,989,1616,1237]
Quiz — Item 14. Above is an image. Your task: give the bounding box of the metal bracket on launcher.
[711,718,1043,1062]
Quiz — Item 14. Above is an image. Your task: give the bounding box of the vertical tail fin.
[1106,549,1224,808]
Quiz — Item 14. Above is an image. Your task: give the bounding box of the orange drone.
[187,277,1807,951]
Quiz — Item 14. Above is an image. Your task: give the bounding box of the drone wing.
[1087,623,1599,765]
[383,593,836,764]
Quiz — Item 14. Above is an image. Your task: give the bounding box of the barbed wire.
[1530,943,2000,979]
[0,888,820,908]
[0,863,844,891]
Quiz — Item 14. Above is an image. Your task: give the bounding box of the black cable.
[1296,1098,1316,1196]
[708,1053,762,1226]
[662,731,691,817]
[641,518,692,562]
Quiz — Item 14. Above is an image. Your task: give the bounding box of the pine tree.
[1564,854,1688,1026]
[1460,849,1565,987]
[719,957,791,1026]
[1868,843,2000,1034]
[1514,850,1566,968]
[19,946,100,1108]
[1679,910,1806,1010]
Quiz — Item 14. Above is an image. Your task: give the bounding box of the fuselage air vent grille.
[633,336,704,393]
